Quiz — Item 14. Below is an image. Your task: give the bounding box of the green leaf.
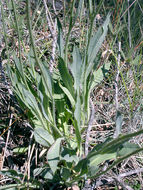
[74,95,81,150]
[55,99,65,120]
[83,75,91,121]
[58,57,75,99]
[87,129,143,161]
[21,86,38,111]
[38,79,53,124]
[61,147,79,164]
[47,138,63,173]
[13,83,42,124]
[89,153,117,168]
[117,142,139,157]
[34,167,53,180]
[86,141,139,178]
[60,167,71,181]
[40,62,53,98]
[114,111,123,138]
[0,183,39,190]
[75,0,84,20]
[59,82,75,107]
[57,18,64,58]
[88,0,93,15]
[70,46,82,92]
[34,128,54,147]
[86,13,110,79]
[53,81,65,101]
[131,55,142,65]
[0,185,19,190]
[89,137,113,153]
[0,170,23,183]
[90,62,111,90]
[33,167,44,177]
[87,138,117,176]
[40,168,53,180]
[88,164,99,177]
[21,87,46,127]
[74,158,88,176]
[38,80,62,137]
[13,53,24,80]
[74,95,81,127]
[27,49,37,79]
[13,147,28,154]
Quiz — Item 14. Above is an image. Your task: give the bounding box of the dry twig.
[43,0,57,73]
[128,0,132,48]
[22,132,34,183]
[113,41,121,139]
[1,114,13,171]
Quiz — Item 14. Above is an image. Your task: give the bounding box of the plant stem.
[26,0,61,137]
[11,0,22,64]
[87,128,143,159]
[128,0,132,48]
[112,51,133,112]
[91,146,143,180]
[1,2,10,62]
[64,0,76,65]
[85,98,95,156]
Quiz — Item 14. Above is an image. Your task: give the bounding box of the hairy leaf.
[34,128,54,147]
[47,138,63,173]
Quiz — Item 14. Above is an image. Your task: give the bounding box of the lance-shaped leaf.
[117,142,139,157]
[58,57,75,99]
[57,18,64,58]
[70,46,82,92]
[38,78,53,124]
[86,13,110,79]
[74,94,82,150]
[13,53,24,81]
[40,62,53,98]
[47,138,63,174]
[59,82,75,107]
[22,87,45,126]
[75,0,84,21]
[90,62,111,91]
[34,128,54,147]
